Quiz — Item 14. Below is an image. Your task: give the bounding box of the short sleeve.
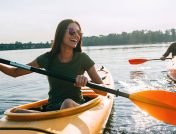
[35,52,50,69]
[81,52,95,71]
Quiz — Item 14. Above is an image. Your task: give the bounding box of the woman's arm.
[0,60,39,77]
[87,65,107,96]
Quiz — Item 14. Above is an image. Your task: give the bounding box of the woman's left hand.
[75,75,88,87]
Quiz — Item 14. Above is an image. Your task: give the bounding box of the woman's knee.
[60,99,78,109]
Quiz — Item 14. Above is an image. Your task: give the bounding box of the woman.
[0,19,106,112]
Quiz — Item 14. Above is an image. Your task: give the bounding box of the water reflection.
[130,71,145,80]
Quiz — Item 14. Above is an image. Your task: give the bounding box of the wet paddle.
[129,58,172,65]
[0,58,176,126]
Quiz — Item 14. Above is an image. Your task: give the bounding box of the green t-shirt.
[36,52,94,106]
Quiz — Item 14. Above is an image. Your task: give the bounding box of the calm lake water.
[0,44,176,134]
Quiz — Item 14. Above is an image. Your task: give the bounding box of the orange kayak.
[0,67,114,134]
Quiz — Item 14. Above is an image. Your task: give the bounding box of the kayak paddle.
[0,58,176,126]
[129,58,172,65]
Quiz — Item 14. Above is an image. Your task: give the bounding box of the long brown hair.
[50,19,82,57]
[46,19,83,70]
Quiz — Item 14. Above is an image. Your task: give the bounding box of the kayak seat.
[28,106,46,112]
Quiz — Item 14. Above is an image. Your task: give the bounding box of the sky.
[0,0,175,43]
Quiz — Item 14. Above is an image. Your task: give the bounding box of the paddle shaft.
[147,58,172,61]
[0,58,129,98]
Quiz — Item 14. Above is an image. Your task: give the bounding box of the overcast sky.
[0,0,175,43]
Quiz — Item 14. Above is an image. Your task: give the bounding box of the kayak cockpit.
[4,90,102,121]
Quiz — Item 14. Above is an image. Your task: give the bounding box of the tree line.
[0,41,51,50]
[0,28,176,51]
[83,28,176,46]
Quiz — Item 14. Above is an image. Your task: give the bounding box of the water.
[0,44,176,133]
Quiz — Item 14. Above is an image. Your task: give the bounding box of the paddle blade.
[129,59,148,64]
[129,90,176,125]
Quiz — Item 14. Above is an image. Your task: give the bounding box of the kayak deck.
[0,67,115,134]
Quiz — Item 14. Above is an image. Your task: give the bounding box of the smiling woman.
[0,19,107,112]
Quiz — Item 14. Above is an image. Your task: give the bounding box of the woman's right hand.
[74,75,88,87]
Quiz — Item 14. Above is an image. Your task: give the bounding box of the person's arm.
[0,60,39,77]
[87,65,107,96]
[160,44,173,60]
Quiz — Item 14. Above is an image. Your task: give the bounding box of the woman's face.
[62,22,82,49]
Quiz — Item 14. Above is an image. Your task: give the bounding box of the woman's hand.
[74,75,88,87]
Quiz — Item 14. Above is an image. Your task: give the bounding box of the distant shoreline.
[0,42,51,51]
[1,28,176,51]
[0,42,170,51]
